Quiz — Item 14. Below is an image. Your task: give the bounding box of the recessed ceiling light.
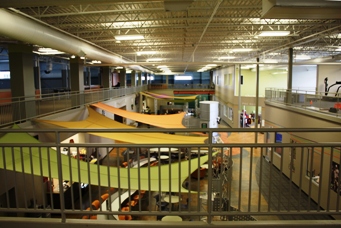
[136,51,158,55]
[114,34,144,41]
[295,55,311,60]
[232,48,253,52]
[146,58,163,62]
[218,56,236,60]
[259,31,290,36]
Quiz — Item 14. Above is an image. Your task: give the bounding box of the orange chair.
[125,215,133,220]
[121,206,130,212]
[118,215,126,220]
[91,200,101,210]
[127,200,137,206]
[101,193,109,202]
[82,207,91,219]
[133,194,140,200]
[90,215,97,220]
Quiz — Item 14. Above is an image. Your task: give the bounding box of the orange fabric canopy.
[35,107,207,144]
[140,91,198,101]
[91,102,185,128]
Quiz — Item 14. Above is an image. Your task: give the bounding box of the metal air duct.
[0,8,152,73]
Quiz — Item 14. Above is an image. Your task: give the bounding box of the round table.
[159,155,169,160]
[190,149,209,154]
[163,195,180,203]
[150,147,178,152]
[161,215,182,221]
[200,164,213,169]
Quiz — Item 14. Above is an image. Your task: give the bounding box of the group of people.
[240,111,261,128]
[331,163,340,193]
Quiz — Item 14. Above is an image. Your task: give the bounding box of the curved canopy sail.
[35,107,207,145]
[91,102,185,128]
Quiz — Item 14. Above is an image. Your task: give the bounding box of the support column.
[61,65,68,89]
[131,69,137,87]
[255,57,260,143]
[138,71,142,86]
[119,68,126,88]
[101,66,111,89]
[70,57,85,106]
[153,98,158,115]
[166,75,169,87]
[138,72,142,86]
[209,70,214,88]
[238,64,242,128]
[8,44,36,121]
[86,67,91,86]
[286,47,294,104]
[34,55,41,99]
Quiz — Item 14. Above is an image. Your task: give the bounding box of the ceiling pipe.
[184,0,222,73]
[0,8,152,73]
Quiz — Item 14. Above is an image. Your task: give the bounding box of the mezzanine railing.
[265,88,341,118]
[0,127,341,228]
[0,85,147,127]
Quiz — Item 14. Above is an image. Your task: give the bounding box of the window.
[306,147,321,185]
[228,107,233,120]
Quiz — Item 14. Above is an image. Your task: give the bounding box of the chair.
[154,194,169,211]
[181,198,190,210]
[91,200,101,210]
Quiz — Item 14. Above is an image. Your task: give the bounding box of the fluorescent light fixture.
[91,60,102,64]
[146,58,163,62]
[259,31,290,36]
[232,48,253,52]
[136,51,158,55]
[70,55,76,58]
[157,65,168,69]
[268,52,281,56]
[175,76,192,80]
[116,66,123,69]
[206,64,217,67]
[80,56,85,59]
[218,56,236,60]
[36,48,65,55]
[336,48,341,51]
[295,55,311,60]
[114,34,144,41]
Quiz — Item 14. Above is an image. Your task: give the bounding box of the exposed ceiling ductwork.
[262,0,341,19]
[0,8,152,73]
